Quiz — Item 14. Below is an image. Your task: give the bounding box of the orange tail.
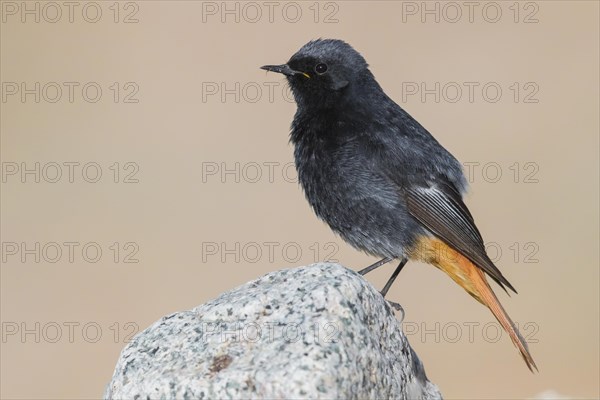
[411,237,538,371]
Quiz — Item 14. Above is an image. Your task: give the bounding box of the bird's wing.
[403,180,517,293]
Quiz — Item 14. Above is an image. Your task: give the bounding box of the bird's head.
[261,39,371,109]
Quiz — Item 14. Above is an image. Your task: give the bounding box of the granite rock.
[105,263,441,399]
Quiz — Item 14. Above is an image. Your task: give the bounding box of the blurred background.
[1,1,598,399]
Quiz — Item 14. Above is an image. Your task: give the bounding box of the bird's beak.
[260,64,310,79]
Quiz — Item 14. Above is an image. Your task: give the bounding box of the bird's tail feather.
[411,237,538,372]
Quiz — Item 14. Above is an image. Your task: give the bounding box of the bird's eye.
[315,63,328,74]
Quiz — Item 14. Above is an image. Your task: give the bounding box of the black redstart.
[261,39,537,371]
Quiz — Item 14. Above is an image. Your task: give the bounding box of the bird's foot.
[386,299,403,312]
[385,298,405,321]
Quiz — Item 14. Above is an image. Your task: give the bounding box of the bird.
[260,38,537,371]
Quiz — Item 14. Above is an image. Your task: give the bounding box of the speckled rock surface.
[105,263,441,399]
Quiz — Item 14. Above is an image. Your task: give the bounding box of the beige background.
[1,1,598,399]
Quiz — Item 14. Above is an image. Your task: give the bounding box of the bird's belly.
[298,165,424,259]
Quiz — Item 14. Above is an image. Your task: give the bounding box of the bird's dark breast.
[291,119,425,259]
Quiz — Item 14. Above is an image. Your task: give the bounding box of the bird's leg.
[358,257,407,315]
[381,258,408,298]
[381,258,408,316]
[358,257,392,275]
